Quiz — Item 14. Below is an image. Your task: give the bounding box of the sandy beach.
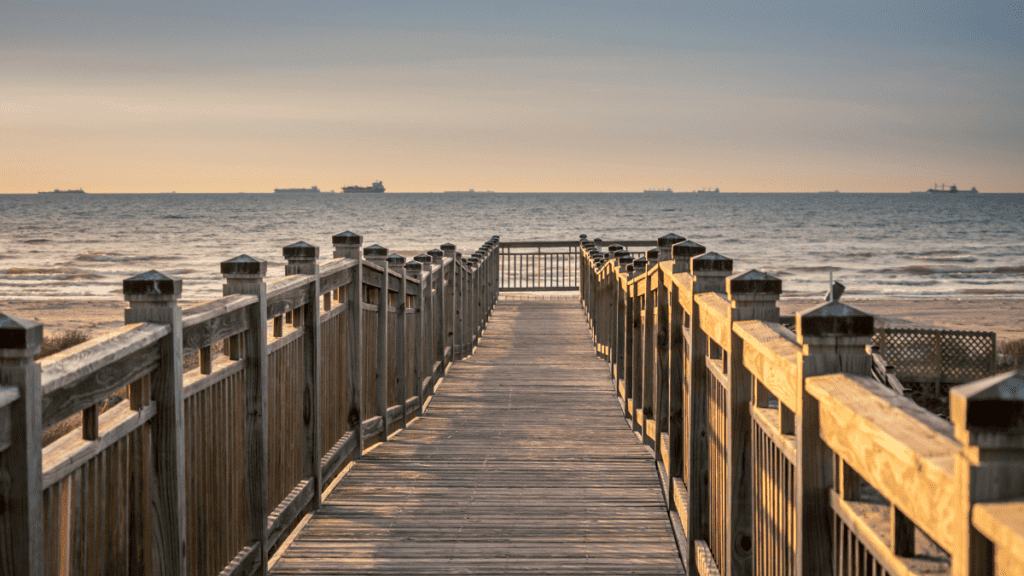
[4,295,1022,342]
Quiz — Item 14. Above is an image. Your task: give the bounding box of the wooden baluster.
[413,255,433,403]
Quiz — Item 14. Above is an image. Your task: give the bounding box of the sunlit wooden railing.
[580,233,1024,576]
[0,232,499,576]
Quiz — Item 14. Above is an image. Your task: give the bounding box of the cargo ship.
[926,184,978,194]
[694,188,721,194]
[38,188,85,194]
[642,188,673,194]
[273,186,321,193]
[342,181,385,193]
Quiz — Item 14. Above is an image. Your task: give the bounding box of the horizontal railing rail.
[579,233,1024,576]
[0,232,500,576]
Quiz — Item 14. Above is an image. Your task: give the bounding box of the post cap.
[593,238,603,245]
[364,244,388,258]
[691,252,733,274]
[414,253,433,265]
[386,253,406,266]
[124,270,184,296]
[405,261,423,273]
[607,244,625,253]
[579,234,587,240]
[617,254,634,265]
[950,370,1024,449]
[633,257,649,272]
[283,241,319,260]
[220,255,267,277]
[440,243,456,251]
[331,231,362,245]
[658,233,685,248]
[673,240,707,260]
[727,270,783,296]
[796,301,873,339]
[427,248,444,259]
[0,312,44,351]
[646,248,660,260]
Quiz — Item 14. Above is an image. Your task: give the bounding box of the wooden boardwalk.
[270,298,684,575]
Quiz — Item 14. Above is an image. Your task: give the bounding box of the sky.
[2,1,1022,193]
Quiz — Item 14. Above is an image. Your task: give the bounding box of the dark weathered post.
[795,298,873,576]
[364,245,389,444]
[332,231,364,454]
[387,253,407,432]
[687,251,731,568]
[283,242,323,509]
[0,312,44,576]
[725,270,782,576]
[124,270,188,575]
[220,257,269,573]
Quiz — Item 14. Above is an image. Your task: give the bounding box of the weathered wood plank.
[270,299,683,575]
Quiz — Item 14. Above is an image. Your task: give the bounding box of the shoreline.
[3,296,1022,342]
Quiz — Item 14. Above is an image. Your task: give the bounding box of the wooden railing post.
[642,249,660,448]
[468,255,481,348]
[428,248,447,373]
[123,271,187,576]
[489,236,500,311]
[795,297,874,576]
[950,370,1024,576]
[441,244,457,363]
[413,254,434,401]
[0,312,44,576]
[687,250,730,569]
[220,256,270,574]
[456,252,466,358]
[405,259,425,417]
[332,231,364,455]
[387,253,408,433]
[725,270,783,576]
[668,242,705,532]
[629,257,648,433]
[364,245,389,444]
[283,241,322,509]
[615,254,634,391]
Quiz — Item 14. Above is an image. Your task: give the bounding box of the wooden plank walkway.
[271,298,684,575]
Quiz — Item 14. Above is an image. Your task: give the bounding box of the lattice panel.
[873,328,995,384]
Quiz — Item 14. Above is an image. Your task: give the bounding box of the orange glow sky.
[2,1,1022,193]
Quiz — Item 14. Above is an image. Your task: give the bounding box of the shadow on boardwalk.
[270,298,683,575]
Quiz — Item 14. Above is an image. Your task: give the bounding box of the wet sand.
[4,296,1022,342]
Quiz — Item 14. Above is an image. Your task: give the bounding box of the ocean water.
[2,192,1023,301]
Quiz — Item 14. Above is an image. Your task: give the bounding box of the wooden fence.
[580,234,1024,576]
[0,232,500,576]
[874,328,997,385]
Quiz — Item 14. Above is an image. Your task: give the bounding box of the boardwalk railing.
[0,232,499,576]
[498,239,655,292]
[580,234,1024,576]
